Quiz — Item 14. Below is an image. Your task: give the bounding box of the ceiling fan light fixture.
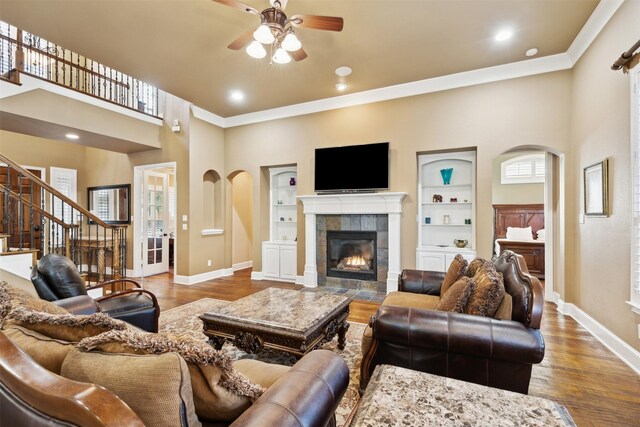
[272,47,291,64]
[281,33,301,52]
[253,24,275,44]
[246,40,267,58]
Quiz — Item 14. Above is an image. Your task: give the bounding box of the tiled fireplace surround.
[297,193,408,294]
[318,214,388,293]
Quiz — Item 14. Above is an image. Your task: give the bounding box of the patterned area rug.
[159,298,365,427]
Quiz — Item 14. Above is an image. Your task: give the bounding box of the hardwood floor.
[139,269,640,427]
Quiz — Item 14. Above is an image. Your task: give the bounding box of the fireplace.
[326,230,377,281]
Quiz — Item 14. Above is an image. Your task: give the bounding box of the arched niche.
[203,169,222,229]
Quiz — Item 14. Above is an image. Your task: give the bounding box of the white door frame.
[132,161,177,278]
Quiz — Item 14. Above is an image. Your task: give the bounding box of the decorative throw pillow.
[536,229,546,241]
[465,257,487,278]
[78,329,264,422]
[440,254,468,296]
[5,307,127,342]
[3,325,76,374]
[465,263,506,317]
[0,281,68,328]
[436,277,476,313]
[61,348,201,427]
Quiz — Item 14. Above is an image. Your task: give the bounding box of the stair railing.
[0,153,127,284]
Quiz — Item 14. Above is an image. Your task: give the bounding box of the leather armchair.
[31,254,160,332]
[360,250,545,395]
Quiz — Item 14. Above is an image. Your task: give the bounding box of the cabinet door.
[418,251,446,272]
[279,245,297,280]
[262,244,280,278]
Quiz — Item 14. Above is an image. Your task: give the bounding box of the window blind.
[501,154,545,184]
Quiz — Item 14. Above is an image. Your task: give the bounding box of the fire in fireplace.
[326,230,377,281]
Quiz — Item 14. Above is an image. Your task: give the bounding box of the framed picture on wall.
[584,159,608,217]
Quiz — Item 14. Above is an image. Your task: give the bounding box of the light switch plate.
[182,215,188,222]
[182,223,188,231]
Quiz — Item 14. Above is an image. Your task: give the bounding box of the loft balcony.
[0,21,164,153]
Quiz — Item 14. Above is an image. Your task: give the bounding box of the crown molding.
[566,0,624,65]
[190,105,225,127]
[190,0,623,129]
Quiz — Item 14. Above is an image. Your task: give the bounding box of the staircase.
[0,153,127,284]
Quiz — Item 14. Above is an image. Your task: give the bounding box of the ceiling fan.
[212,0,344,64]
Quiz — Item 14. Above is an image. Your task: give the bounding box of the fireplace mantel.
[297,192,407,293]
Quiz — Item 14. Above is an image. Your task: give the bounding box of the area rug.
[159,298,365,427]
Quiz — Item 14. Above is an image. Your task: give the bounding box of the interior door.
[0,167,42,252]
[142,170,168,276]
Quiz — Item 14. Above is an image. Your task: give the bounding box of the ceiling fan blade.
[211,0,259,15]
[289,15,344,32]
[227,28,257,50]
[291,48,308,61]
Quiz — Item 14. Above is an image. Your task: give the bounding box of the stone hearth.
[297,192,407,294]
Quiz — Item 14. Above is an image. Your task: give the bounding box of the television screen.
[314,142,389,193]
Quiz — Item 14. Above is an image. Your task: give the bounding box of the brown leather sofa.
[360,250,545,395]
[0,330,348,427]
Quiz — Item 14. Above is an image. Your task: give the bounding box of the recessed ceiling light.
[229,90,245,102]
[525,48,538,57]
[335,82,348,91]
[65,133,79,140]
[335,66,352,77]
[495,29,513,41]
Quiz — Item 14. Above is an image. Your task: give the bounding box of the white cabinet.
[262,242,297,281]
[417,151,477,271]
[262,166,297,282]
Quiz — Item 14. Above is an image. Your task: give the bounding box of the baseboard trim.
[174,268,234,285]
[295,275,305,285]
[250,271,263,280]
[556,298,640,375]
[232,261,253,271]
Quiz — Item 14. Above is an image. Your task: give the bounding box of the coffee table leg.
[337,321,350,350]
[208,336,225,350]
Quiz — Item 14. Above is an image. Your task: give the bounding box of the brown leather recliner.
[360,250,545,395]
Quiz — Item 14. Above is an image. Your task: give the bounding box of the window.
[630,65,640,311]
[50,167,77,223]
[501,154,545,184]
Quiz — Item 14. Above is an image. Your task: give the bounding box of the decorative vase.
[289,177,296,186]
[440,168,453,185]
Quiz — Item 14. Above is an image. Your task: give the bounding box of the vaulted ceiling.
[0,0,599,118]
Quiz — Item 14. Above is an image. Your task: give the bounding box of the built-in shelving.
[263,166,297,282]
[417,150,477,272]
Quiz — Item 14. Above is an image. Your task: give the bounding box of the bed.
[493,204,545,280]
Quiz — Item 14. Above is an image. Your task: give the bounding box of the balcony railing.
[0,21,161,117]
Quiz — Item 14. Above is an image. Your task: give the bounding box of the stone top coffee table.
[200,288,352,358]
[349,365,576,426]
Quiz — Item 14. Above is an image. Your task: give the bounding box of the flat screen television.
[314,142,389,193]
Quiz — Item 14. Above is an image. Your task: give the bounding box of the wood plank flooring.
[139,269,640,427]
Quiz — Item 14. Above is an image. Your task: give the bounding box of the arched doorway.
[492,146,565,302]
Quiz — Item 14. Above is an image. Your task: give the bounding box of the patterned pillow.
[464,257,487,278]
[440,254,468,296]
[78,329,264,422]
[5,307,127,342]
[465,263,506,317]
[436,277,476,313]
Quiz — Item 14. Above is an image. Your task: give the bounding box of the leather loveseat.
[0,282,349,427]
[360,250,545,395]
